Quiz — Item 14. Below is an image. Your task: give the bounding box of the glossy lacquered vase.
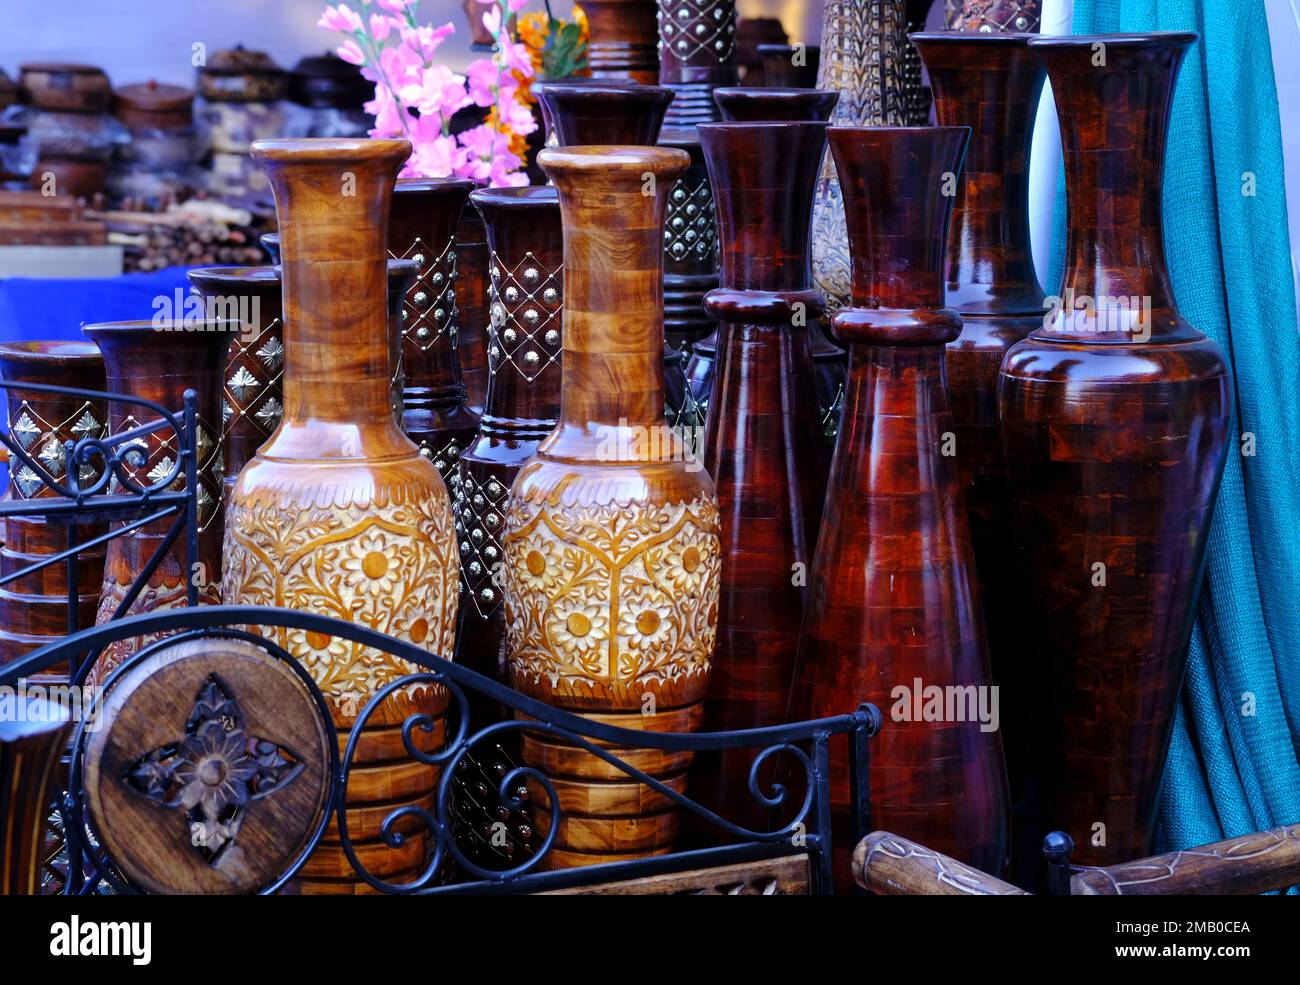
[502,147,721,868]
[1000,33,1231,869]
[222,138,459,891]
[790,126,1009,887]
[688,121,829,838]
[454,209,491,415]
[656,0,738,129]
[583,0,660,83]
[0,342,107,683]
[388,178,482,481]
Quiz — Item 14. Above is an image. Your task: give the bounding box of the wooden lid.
[113,80,194,128]
[198,45,287,103]
[82,637,332,894]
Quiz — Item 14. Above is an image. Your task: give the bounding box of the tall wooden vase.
[790,126,1009,886]
[85,320,233,679]
[0,342,107,683]
[1000,33,1231,869]
[583,0,660,83]
[688,121,829,839]
[222,138,459,892]
[388,178,482,482]
[502,146,721,869]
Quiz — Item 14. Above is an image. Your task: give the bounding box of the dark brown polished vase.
[686,87,839,432]
[583,0,660,83]
[186,266,284,507]
[0,342,107,682]
[388,178,482,481]
[689,121,829,837]
[1000,33,1231,869]
[454,209,490,415]
[656,0,738,129]
[790,126,1009,886]
[84,320,234,678]
[910,33,1044,848]
[502,146,720,869]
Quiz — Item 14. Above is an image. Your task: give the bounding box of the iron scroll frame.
[4,606,881,896]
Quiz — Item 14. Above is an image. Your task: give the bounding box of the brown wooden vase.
[222,138,459,891]
[790,126,1009,887]
[0,698,71,894]
[0,342,107,684]
[999,33,1231,870]
[502,146,721,869]
[85,320,233,679]
[656,0,738,130]
[454,209,491,415]
[583,0,660,83]
[388,178,482,481]
[688,121,829,839]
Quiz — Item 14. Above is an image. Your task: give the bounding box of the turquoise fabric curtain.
[1049,0,1300,851]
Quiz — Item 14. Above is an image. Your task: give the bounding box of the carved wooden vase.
[388,178,482,483]
[84,320,233,679]
[503,146,721,869]
[790,126,1009,887]
[910,33,1044,865]
[582,0,660,83]
[1000,33,1231,870]
[0,342,107,683]
[186,266,284,509]
[685,87,840,437]
[687,121,829,840]
[222,138,459,892]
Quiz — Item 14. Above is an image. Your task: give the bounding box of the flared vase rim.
[829,125,970,136]
[0,339,102,362]
[699,120,831,133]
[187,265,280,287]
[81,318,244,336]
[1029,31,1198,48]
[394,176,477,195]
[714,85,837,97]
[538,144,689,176]
[470,185,559,208]
[250,136,411,164]
[909,31,1038,45]
[536,80,672,102]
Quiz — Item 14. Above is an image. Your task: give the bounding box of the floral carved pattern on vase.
[222,484,458,717]
[125,674,305,864]
[503,495,721,705]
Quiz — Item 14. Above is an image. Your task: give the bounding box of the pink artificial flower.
[507,0,529,12]
[399,23,456,61]
[364,84,407,137]
[465,58,497,108]
[502,39,535,78]
[481,5,502,38]
[318,3,364,33]
[379,43,423,90]
[370,13,396,41]
[336,40,365,66]
[374,0,413,12]
[407,119,464,178]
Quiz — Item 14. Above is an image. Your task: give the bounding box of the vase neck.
[913,33,1045,313]
[540,146,688,448]
[254,138,409,431]
[1033,33,1194,341]
[829,126,969,312]
[537,82,672,145]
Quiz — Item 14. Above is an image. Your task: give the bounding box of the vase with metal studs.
[502,146,721,869]
[686,119,830,841]
[685,86,839,441]
[222,138,459,893]
[388,178,482,484]
[790,125,1009,888]
[1000,32,1231,873]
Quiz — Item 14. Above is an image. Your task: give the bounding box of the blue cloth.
[0,266,198,343]
[1057,1,1300,852]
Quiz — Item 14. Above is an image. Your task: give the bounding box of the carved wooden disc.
[83,637,331,894]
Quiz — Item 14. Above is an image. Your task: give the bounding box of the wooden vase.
[454,209,491,416]
[388,178,482,482]
[0,698,71,895]
[583,0,660,84]
[656,0,738,130]
[790,126,1009,887]
[222,138,459,891]
[1000,33,1231,869]
[502,146,720,869]
[0,342,107,683]
[84,320,233,679]
[688,121,829,839]
[186,266,284,509]
[686,87,841,444]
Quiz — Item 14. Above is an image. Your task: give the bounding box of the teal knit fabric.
[1050,0,1300,851]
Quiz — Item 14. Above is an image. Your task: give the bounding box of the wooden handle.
[855,831,1028,895]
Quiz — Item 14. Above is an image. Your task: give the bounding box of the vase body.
[455,209,490,415]
[0,342,107,683]
[1000,33,1231,871]
[686,87,840,443]
[583,0,660,83]
[688,121,829,840]
[85,320,232,679]
[502,146,720,868]
[388,178,482,482]
[911,33,1044,873]
[222,138,459,891]
[790,126,1009,888]
[656,0,738,130]
[186,266,284,510]
[0,698,72,894]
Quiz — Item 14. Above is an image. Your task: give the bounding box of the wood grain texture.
[502,146,720,868]
[0,341,107,682]
[688,121,829,841]
[999,33,1231,872]
[790,126,1009,889]
[583,0,661,83]
[0,699,71,894]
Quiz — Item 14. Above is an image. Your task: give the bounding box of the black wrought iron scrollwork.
[7,607,881,895]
